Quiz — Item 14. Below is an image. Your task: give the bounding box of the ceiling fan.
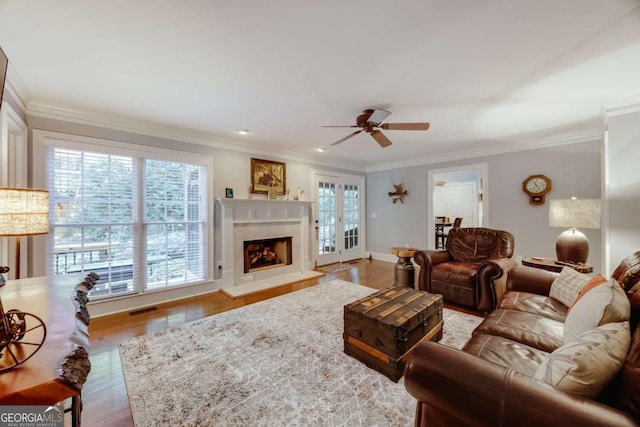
[319,109,430,148]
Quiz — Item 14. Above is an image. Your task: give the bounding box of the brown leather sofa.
[404,253,640,427]
[414,227,516,312]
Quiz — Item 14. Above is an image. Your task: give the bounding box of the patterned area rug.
[119,280,483,426]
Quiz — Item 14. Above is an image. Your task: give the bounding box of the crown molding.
[26,101,365,172]
[5,64,31,113]
[365,128,602,173]
[602,95,640,117]
[25,100,604,175]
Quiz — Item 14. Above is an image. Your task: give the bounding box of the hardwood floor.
[82,259,396,426]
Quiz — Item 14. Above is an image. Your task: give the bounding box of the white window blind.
[47,145,209,299]
[144,159,207,290]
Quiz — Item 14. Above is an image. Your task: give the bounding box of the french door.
[313,172,364,266]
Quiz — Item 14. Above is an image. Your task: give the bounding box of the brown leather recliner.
[414,227,516,312]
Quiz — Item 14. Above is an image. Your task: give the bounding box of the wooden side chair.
[438,217,462,248]
[435,217,448,249]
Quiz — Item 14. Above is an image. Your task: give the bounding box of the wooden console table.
[522,257,593,274]
[0,272,97,427]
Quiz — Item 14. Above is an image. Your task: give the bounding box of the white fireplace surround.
[217,198,314,287]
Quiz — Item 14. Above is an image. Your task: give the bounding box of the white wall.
[366,140,603,270]
[366,167,428,252]
[605,107,640,274]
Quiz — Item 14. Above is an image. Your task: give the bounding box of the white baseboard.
[88,279,223,318]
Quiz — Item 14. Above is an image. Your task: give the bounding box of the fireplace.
[244,237,293,273]
[217,198,313,287]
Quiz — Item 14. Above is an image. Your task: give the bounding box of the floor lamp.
[549,198,601,265]
[0,188,49,279]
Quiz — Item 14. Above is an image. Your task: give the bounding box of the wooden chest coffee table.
[344,286,443,382]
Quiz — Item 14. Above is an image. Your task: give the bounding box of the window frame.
[32,130,215,295]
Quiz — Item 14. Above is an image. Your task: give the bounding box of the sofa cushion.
[534,321,631,399]
[568,274,607,311]
[431,262,477,289]
[473,308,564,353]
[564,278,631,343]
[549,267,590,307]
[498,291,568,322]
[463,333,549,377]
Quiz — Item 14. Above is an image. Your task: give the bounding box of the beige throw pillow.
[563,278,630,343]
[535,321,631,398]
[549,267,590,307]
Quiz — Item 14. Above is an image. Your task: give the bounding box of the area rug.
[119,280,483,426]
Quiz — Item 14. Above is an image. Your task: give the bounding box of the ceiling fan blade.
[381,122,430,131]
[331,130,363,146]
[366,109,392,124]
[370,130,393,148]
[317,125,359,128]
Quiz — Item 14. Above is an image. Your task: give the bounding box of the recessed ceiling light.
[236,129,250,135]
[315,148,325,153]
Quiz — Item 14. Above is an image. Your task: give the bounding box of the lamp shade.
[549,199,601,229]
[0,188,50,236]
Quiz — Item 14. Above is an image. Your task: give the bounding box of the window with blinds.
[47,146,209,299]
[144,159,206,290]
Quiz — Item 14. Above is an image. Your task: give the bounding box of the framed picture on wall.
[225,188,234,198]
[250,158,286,195]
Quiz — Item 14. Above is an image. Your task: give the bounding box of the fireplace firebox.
[243,237,293,273]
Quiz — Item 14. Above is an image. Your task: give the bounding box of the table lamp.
[549,198,600,265]
[0,188,49,279]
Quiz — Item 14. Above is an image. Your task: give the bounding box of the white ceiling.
[1,0,640,170]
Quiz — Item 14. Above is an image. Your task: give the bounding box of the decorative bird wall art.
[388,179,408,204]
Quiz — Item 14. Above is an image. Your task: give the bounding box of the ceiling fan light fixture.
[319,108,430,148]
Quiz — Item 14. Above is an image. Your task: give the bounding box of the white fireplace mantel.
[216,198,314,287]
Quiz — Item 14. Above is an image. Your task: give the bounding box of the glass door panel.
[341,182,361,261]
[313,173,363,266]
[316,177,340,265]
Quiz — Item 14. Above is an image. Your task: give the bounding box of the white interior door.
[313,172,364,266]
[428,163,488,249]
[440,182,478,226]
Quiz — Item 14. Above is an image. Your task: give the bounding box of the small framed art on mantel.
[250,158,286,195]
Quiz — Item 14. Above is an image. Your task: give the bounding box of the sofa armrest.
[404,341,639,427]
[506,265,558,296]
[414,250,452,293]
[476,257,518,312]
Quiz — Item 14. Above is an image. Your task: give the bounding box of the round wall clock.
[522,174,552,205]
